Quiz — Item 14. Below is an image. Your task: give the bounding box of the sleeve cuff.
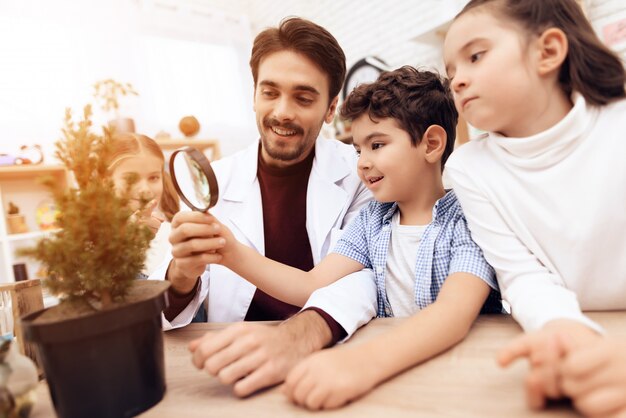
[506,281,605,334]
[163,277,201,321]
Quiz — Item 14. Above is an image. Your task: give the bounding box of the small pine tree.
[19,105,152,309]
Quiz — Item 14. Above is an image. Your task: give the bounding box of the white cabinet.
[0,165,68,283]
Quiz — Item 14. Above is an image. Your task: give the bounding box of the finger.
[498,335,533,367]
[574,388,626,418]
[141,199,159,217]
[535,335,564,399]
[526,370,547,410]
[283,360,309,403]
[172,236,226,258]
[204,343,249,377]
[283,362,308,398]
[188,338,201,352]
[190,328,240,370]
[170,223,220,245]
[144,217,163,235]
[323,391,352,410]
[171,211,218,228]
[232,362,285,398]
[173,253,222,273]
[561,359,618,399]
[208,338,262,382]
[130,209,140,223]
[561,342,610,379]
[149,210,165,224]
[304,385,331,411]
[291,374,316,407]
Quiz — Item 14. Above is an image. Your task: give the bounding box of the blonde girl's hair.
[109,133,180,221]
[457,0,626,105]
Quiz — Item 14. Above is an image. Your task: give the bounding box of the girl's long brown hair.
[457,0,626,105]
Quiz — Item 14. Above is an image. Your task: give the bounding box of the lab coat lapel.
[307,138,352,262]
[222,142,265,254]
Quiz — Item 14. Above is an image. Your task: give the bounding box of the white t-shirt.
[385,211,428,317]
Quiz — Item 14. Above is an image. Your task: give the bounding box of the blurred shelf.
[155,138,221,160]
[0,165,68,282]
[2,229,60,243]
[0,164,66,180]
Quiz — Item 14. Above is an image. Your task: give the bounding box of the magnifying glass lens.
[169,147,219,212]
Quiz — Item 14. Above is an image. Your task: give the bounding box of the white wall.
[0,0,258,161]
[206,0,468,71]
[1,0,624,162]
[210,0,625,72]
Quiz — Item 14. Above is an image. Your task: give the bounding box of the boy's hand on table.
[282,345,377,410]
[497,319,601,410]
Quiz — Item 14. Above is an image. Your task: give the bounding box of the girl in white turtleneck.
[443,0,626,416]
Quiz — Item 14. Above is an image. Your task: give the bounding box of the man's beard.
[259,116,322,162]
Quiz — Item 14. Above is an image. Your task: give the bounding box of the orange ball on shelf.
[179,116,200,137]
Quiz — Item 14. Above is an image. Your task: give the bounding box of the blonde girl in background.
[443,0,626,416]
[109,133,179,275]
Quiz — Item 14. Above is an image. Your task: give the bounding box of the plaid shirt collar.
[381,190,457,226]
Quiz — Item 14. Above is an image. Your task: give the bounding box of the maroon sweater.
[165,145,345,343]
[244,147,314,320]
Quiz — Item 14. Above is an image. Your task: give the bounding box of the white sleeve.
[303,268,377,340]
[446,165,601,333]
[148,255,211,331]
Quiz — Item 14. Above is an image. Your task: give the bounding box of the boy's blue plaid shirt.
[334,190,502,317]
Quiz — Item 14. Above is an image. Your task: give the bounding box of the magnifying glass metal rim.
[169,146,219,212]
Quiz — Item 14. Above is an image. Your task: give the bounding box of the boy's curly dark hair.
[341,66,458,168]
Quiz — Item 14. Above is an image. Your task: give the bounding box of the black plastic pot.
[21,282,169,418]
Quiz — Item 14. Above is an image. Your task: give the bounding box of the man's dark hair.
[341,66,458,168]
[250,17,346,101]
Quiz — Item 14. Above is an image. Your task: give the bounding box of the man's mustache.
[263,117,304,134]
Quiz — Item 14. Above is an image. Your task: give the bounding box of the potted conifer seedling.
[18,106,170,418]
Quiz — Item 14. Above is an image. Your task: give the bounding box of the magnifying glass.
[169,147,219,212]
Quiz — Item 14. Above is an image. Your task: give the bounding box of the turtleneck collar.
[487,93,597,168]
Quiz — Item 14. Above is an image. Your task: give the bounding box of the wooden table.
[32,312,626,417]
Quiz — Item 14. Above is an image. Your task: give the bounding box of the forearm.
[362,303,476,385]
[166,260,199,294]
[279,310,333,352]
[225,243,324,306]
